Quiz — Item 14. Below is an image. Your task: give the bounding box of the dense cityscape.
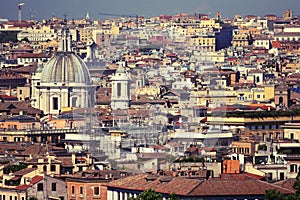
[0,4,300,200]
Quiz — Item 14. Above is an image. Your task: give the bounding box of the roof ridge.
[186,179,205,195]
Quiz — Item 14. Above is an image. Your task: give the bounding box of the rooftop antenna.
[18,3,25,22]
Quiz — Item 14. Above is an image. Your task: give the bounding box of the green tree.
[288,166,300,199]
[264,189,285,200]
[265,167,300,200]
[128,189,163,200]
[292,167,300,194]
[168,192,180,200]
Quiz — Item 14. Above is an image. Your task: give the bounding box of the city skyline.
[1,0,300,21]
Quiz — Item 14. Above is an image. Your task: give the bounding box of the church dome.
[41,52,90,84]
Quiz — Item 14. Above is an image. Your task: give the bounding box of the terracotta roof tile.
[106,174,201,195]
[106,173,295,197]
[13,168,36,176]
[57,157,73,167]
[274,178,296,192]
[190,179,295,196]
[15,175,43,190]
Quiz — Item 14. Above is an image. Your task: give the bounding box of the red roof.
[0,94,18,100]
[15,184,31,190]
[166,53,176,57]
[15,175,43,190]
[189,179,294,196]
[106,173,294,197]
[244,172,265,180]
[10,176,21,181]
[30,176,43,185]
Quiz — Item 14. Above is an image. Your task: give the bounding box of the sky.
[0,0,299,21]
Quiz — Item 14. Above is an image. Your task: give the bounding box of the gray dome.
[41,52,90,84]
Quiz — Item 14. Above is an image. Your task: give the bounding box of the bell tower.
[110,62,131,110]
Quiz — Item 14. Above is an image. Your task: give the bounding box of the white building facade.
[110,63,131,110]
[31,27,95,115]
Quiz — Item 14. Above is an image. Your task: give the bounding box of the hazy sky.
[1,0,299,20]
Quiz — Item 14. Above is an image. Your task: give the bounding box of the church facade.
[31,27,95,115]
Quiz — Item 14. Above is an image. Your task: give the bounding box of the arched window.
[279,96,284,105]
[291,133,294,140]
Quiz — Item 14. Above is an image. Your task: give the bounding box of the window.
[71,97,78,107]
[269,133,273,140]
[290,164,297,173]
[52,183,56,191]
[256,76,260,83]
[71,186,75,194]
[14,197,17,200]
[80,186,83,195]
[117,83,121,97]
[279,96,283,105]
[37,183,43,191]
[276,132,280,139]
[280,172,284,180]
[239,147,244,154]
[51,165,56,172]
[262,133,266,142]
[268,173,273,181]
[94,187,100,196]
[19,90,22,95]
[53,97,59,110]
[257,94,261,99]
[233,147,238,153]
[245,148,250,154]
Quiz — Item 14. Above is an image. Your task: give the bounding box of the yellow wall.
[284,128,300,141]
[264,85,275,100]
[134,86,161,96]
